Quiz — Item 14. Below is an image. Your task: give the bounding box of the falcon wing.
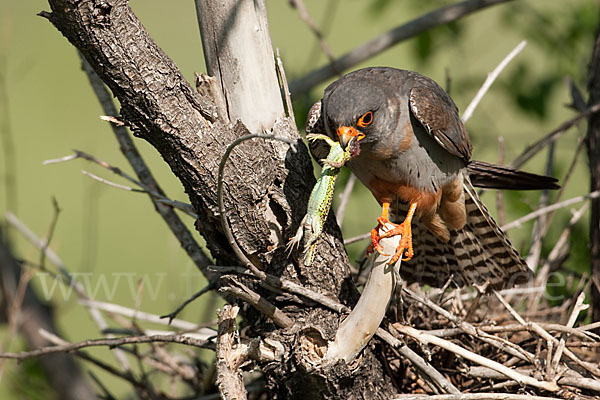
[409,84,472,162]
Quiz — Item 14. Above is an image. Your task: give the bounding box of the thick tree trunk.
[587,19,600,330]
[43,0,395,397]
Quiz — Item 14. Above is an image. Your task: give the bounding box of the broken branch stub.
[325,223,401,363]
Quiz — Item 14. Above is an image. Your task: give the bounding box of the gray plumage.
[307,67,557,290]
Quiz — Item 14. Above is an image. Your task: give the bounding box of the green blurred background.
[0,0,597,398]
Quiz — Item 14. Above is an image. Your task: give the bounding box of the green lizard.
[287,133,360,265]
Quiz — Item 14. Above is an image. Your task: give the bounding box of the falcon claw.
[369,227,390,256]
[368,202,417,264]
[369,216,415,264]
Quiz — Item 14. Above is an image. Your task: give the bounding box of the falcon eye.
[357,111,373,128]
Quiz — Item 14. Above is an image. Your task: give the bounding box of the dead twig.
[468,366,600,393]
[404,288,535,363]
[5,212,134,371]
[550,292,588,376]
[289,0,337,67]
[44,149,197,218]
[0,333,213,362]
[494,290,600,378]
[511,102,600,168]
[276,49,295,121]
[393,324,560,392]
[219,276,293,329]
[395,394,562,400]
[79,299,216,337]
[378,328,460,395]
[532,202,589,292]
[161,283,216,324]
[462,40,526,123]
[290,0,515,95]
[343,231,371,245]
[501,190,599,231]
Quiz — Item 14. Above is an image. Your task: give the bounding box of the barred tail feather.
[397,177,532,290]
[458,177,532,289]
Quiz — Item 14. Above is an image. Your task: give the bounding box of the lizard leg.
[306,133,336,146]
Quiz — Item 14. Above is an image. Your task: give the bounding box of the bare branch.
[79,299,216,336]
[161,283,216,323]
[376,328,460,395]
[501,190,600,232]
[462,40,526,123]
[290,0,515,95]
[533,202,589,291]
[403,288,535,363]
[289,0,337,65]
[393,324,560,392]
[5,212,133,370]
[325,223,401,363]
[494,290,600,377]
[343,231,371,245]
[220,276,294,329]
[395,393,564,400]
[82,170,139,192]
[511,102,600,168]
[45,149,198,218]
[0,333,213,362]
[276,49,295,121]
[78,56,215,281]
[468,366,600,394]
[550,292,588,375]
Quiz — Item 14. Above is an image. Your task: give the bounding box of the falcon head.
[321,70,401,157]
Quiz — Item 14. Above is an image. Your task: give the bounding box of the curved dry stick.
[217,133,295,280]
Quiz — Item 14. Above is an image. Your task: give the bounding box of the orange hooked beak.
[337,126,365,148]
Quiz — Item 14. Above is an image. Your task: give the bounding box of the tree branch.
[0,333,212,362]
[43,0,390,397]
[290,0,514,96]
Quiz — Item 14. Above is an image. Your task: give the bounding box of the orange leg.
[367,202,417,264]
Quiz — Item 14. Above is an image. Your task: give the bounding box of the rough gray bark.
[587,17,600,330]
[0,235,95,400]
[43,0,395,398]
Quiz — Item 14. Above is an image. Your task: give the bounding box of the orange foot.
[367,202,417,264]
